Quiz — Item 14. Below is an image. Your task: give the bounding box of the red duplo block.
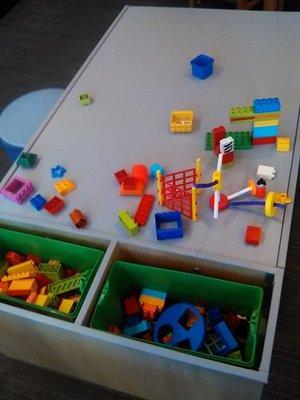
[114,169,128,185]
[212,126,226,150]
[122,176,138,190]
[6,251,25,266]
[245,225,261,246]
[134,194,155,226]
[252,136,277,145]
[222,151,234,164]
[44,196,65,214]
[26,254,41,267]
[124,296,140,316]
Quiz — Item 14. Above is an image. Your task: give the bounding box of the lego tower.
[252,98,281,145]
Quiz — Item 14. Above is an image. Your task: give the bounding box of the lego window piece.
[155,211,183,240]
[1,176,34,204]
[190,54,214,80]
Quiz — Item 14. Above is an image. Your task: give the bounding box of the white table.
[0,7,299,400]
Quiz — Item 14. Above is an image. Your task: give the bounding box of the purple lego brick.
[1,176,34,204]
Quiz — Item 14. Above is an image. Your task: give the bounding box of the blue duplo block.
[141,288,167,300]
[155,211,183,240]
[214,321,239,356]
[253,98,281,113]
[190,54,214,80]
[123,320,151,336]
[30,194,47,211]
[252,125,279,138]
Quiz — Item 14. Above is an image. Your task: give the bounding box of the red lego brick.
[124,296,140,316]
[114,169,128,185]
[212,126,226,150]
[252,136,277,145]
[6,251,25,266]
[134,194,155,226]
[122,176,138,190]
[222,151,234,164]
[26,254,41,267]
[44,196,65,214]
[245,225,261,246]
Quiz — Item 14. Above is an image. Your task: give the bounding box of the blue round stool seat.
[0,88,64,161]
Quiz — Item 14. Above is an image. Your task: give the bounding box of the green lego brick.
[79,93,91,106]
[205,131,252,151]
[39,259,64,282]
[16,152,37,168]
[229,105,254,120]
[48,270,90,295]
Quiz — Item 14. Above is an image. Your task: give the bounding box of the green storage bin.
[90,261,263,369]
[0,227,104,321]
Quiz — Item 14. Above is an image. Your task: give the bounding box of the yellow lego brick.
[170,110,194,133]
[118,210,139,236]
[58,299,75,314]
[35,294,52,307]
[8,278,38,291]
[253,118,279,128]
[2,270,37,282]
[54,179,76,196]
[139,294,165,309]
[7,260,36,275]
[276,137,290,152]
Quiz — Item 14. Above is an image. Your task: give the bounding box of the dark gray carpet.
[0,1,299,399]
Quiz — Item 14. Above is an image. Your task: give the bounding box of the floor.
[0,1,299,399]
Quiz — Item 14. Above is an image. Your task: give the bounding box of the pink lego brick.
[1,176,34,204]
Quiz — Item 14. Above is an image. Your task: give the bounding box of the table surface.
[0,7,299,271]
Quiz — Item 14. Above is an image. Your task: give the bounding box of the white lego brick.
[220,137,234,154]
[256,165,276,180]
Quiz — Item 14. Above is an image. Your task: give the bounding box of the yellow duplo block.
[277,137,290,152]
[35,294,52,307]
[54,179,76,196]
[170,110,194,133]
[2,270,36,282]
[8,278,38,292]
[253,118,279,128]
[7,260,36,275]
[58,299,75,314]
[139,295,165,309]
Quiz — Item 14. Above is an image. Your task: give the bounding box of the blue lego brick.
[214,321,239,356]
[207,308,223,327]
[190,54,214,80]
[155,211,183,240]
[30,194,47,211]
[252,125,279,138]
[51,165,67,178]
[253,98,281,113]
[141,288,167,300]
[123,320,151,336]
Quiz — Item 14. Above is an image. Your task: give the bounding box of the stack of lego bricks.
[252,98,281,145]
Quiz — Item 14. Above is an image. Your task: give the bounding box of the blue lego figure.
[155,211,183,240]
[190,54,214,80]
[51,165,67,178]
[30,194,47,211]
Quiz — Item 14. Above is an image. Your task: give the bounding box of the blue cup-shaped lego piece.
[190,54,214,80]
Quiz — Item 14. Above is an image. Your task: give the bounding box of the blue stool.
[0,88,64,162]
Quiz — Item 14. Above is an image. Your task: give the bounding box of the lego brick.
[2,270,36,282]
[30,194,47,211]
[155,211,183,240]
[48,274,83,295]
[214,321,239,355]
[35,294,52,307]
[7,278,38,297]
[58,299,75,314]
[124,296,140,316]
[16,152,37,168]
[134,194,155,226]
[139,295,165,309]
[79,93,92,106]
[253,97,281,113]
[205,131,252,151]
[132,164,148,186]
[122,176,138,190]
[26,291,38,304]
[114,169,128,185]
[254,112,280,120]
[7,260,36,275]
[6,252,25,266]
[212,126,226,150]
[220,137,234,154]
[39,260,64,282]
[277,137,290,152]
[123,320,151,336]
[256,165,276,180]
[140,288,167,300]
[253,118,279,128]
[252,136,277,145]
[245,225,262,246]
[222,151,234,164]
[252,125,279,138]
[69,209,87,228]
[229,105,254,121]
[51,165,67,178]
[190,54,214,80]
[118,210,139,236]
[1,176,34,204]
[120,180,144,196]
[44,196,65,214]
[54,179,76,196]
[170,110,194,133]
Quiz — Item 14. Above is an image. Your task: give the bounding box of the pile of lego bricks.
[108,288,249,362]
[0,250,87,314]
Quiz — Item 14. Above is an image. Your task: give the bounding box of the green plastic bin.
[0,227,104,321]
[90,261,263,368]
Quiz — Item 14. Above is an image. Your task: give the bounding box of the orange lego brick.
[120,180,144,196]
[26,292,38,304]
